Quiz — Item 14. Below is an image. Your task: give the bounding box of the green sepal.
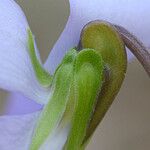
[64,49,104,150]
[30,49,77,150]
[28,29,52,87]
[80,21,127,143]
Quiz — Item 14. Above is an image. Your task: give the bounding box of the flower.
[0,0,149,150]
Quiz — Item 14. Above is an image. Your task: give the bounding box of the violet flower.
[0,0,149,150]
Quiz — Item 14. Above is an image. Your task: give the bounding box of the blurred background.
[0,0,150,149]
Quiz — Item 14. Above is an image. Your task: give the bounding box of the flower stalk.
[114,25,150,77]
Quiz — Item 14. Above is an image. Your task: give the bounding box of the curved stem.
[114,25,150,77]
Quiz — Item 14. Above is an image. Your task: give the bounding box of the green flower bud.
[79,21,127,144]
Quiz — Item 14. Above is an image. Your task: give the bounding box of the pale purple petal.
[0,111,40,150]
[45,0,150,73]
[0,0,49,104]
[5,93,43,115]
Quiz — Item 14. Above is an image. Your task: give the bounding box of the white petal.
[39,124,70,150]
[0,111,70,150]
[0,0,50,104]
[45,0,150,73]
[0,112,40,150]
